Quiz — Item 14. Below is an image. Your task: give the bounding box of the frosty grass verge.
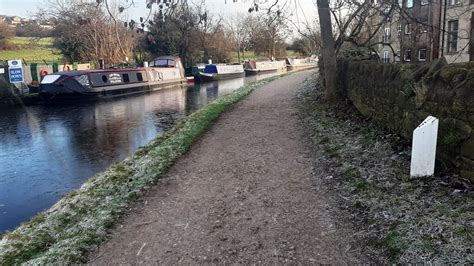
[0,75,282,264]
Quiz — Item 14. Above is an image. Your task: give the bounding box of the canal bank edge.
[0,74,287,264]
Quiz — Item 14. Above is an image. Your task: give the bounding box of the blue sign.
[9,67,23,83]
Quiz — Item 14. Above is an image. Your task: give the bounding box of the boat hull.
[287,64,318,71]
[243,60,287,76]
[199,72,245,81]
[40,79,185,103]
[244,68,282,76]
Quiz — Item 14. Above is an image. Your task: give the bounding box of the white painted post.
[143,61,149,67]
[410,116,439,177]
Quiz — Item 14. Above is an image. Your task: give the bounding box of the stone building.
[375,0,473,63]
[443,0,472,63]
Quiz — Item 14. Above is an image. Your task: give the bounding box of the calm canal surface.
[0,73,277,232]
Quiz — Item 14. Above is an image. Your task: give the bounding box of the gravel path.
[89,71,368,264]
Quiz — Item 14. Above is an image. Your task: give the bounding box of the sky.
[0,0,317,20]
[0,0,318,37]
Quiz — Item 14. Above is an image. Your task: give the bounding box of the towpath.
[90,70,368,264]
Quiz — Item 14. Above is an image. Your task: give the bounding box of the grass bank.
[0,37,61,63]
[297,75,473,263]
[0,75,282,264]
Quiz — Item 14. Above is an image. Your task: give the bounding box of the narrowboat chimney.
[99,58,105,69]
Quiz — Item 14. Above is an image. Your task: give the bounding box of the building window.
[404,49,412,61]
[395,50,401,61]
[448,0,461,5]
[397,23,402,35]
[405,23,412,34]
[407,0,413,7]
[421,0,429,5]
[448,20,458,52]
[419,49,427,61]
[422,24,429,33]
[383,27,391,43]
[399,0,403,6]
[382,50,391,63]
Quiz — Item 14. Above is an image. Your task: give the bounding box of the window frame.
[422,24,429,33]
[405,23,412,35]
[395,50,401,61]
[404,49,412,61]
[418,48,427,61]
[383,27,391,43]
[447,20,459,53]
[407,0,414,8]
[382,50,391,63]
[448,0,462,5]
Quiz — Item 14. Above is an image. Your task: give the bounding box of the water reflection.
[0,72,280,232]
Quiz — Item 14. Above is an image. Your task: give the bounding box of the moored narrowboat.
[39,56,186,102]
[286,57,318,71]
[243,60,286,75]
[199,64,245,81]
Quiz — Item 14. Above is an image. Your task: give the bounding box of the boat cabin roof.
[153,56,180,61]
[52,68,147,77]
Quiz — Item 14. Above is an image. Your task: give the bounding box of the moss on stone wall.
[336,58,474,180]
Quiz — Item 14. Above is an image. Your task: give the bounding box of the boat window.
[123,73,130,83]
[153,59,175,67]
[102,75,108,83]
[136,72,143,81]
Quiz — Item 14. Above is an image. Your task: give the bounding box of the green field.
[0,37,62,63]
[0,38,301,64]
[229,50,300,63]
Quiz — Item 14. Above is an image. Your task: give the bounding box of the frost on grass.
[297,75,473,264]
[0,76,279,265]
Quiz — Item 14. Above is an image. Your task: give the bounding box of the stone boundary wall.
[336,59,474,180]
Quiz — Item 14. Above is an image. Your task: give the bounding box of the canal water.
[0,73,278,233]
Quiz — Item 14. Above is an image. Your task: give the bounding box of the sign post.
[8,59,24,84]
[410,116,439,177]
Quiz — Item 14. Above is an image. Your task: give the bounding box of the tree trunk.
[316,0,339,100]
[470,12,474,61]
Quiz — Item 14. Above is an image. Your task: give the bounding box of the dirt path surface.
[90,71,368,264]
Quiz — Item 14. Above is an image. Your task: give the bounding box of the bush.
[0,76,11,97]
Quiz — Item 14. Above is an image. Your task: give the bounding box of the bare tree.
[225,13,254,63]
[44,0,136,65]
[0,21,14,49]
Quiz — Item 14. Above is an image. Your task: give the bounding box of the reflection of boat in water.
[39,56,186,102]
[200,78,245,97]
[199,64,245,81]
[286,57,318,71]
[243,60,286,75]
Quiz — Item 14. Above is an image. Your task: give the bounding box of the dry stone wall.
[336,58,474,180]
